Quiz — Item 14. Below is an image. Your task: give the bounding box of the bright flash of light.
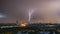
[20,23,28,27]
[0,15,6,18]
[21,24,26,27]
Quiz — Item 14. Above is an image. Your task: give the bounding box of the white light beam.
[28,8,34,22]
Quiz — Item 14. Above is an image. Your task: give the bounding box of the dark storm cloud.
[0,0,43,23]
[1,0,60,23]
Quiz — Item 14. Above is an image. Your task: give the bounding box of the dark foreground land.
[0,23,60,34]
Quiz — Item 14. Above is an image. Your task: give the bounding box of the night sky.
[0,0,60,23]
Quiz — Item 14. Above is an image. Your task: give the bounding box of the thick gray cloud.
[0,0,43,23]
[0,0,60,23]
